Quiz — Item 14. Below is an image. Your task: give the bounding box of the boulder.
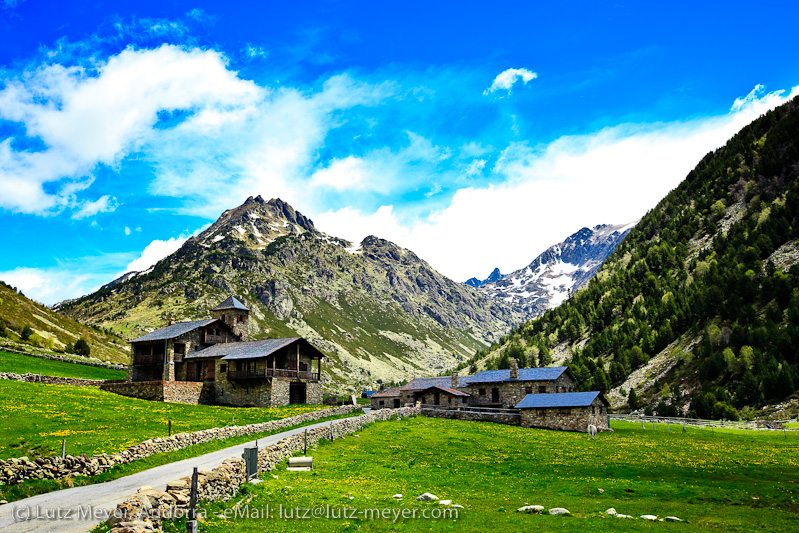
[641,514,658,520]
[392,494,403,499]
[517,505,544,514]
[605,508,617,516]
[416,492,439,501]
[664,516,683,522]
[439,500,452,506]
[548,508,570,516]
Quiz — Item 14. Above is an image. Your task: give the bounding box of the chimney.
[509,358,519,380]
[168,317,175,326]
[451,371,459,389]
[378,383,386,392]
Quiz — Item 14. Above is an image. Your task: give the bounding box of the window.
[379,400,384,406]
[462,397,468,404]
[491,388,499,402]
[538,386,547,393]
[479,388,486,396]
[591,406,596,414]
[220,364,227,373]
[525,386,533,394]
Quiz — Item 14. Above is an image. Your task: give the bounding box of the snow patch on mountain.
[478,222,636,317]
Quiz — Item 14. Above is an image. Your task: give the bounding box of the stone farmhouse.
[101,296,324,407]
[373,359,608,432]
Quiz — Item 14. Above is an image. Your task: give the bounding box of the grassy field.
[161,416,799,532]
[0,350,126,380]
[0,380,321,460]
[1,411,357,505]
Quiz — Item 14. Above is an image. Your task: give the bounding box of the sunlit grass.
[162,416,799,532]
[0,350,126,380]
[0,380,318,460]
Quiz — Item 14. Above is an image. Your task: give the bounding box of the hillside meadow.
[0,350,126,380]
[0,380,319,460]
[159,416,799,532]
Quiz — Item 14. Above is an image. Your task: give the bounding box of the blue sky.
[1,0,798,305]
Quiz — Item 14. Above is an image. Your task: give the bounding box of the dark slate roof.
[186,337,325,361]
[131,319,218,343]
[400,375,473,390]
[469,366,573,384]
[515,391,608,409]
[371,387,402,398]
[212,296,249,311]
[413,385,470,397]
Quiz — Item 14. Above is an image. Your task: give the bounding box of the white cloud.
[0,44,262,215]
[484,68,537,96]
[124,226,131,235]
[310,156,368,190]
[318,84,799,282]
[71,195,118,219]
[244,44,268,59]
[125,235,188,273]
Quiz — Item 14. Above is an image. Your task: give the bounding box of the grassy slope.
[0,380,321,460]
[0,282,129,364]
[0,351,126,380]
[164,416,799,533]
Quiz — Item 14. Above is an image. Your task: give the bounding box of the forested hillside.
[472,95,799,419]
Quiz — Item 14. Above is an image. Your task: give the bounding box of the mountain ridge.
[60,196,523,390]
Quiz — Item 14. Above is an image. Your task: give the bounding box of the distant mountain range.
[465,223,635,317]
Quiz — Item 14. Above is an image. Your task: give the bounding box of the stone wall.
[421,406,521,426]
[520,398,609,432]
[0,371,105,387]
[100,380,166,402]
[162,381,215,405]
[306,381,322,405]
[104,406,421,532]
[0,404,360,485]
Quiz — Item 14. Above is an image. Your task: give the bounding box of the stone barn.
[516,391,609,432]
[412,385,470,408]
[370,387,402,409]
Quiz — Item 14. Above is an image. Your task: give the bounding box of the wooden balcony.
[132,355,164,366]
[227,368,321,381]
[205,333,229,344]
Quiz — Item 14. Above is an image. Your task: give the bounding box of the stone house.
[464,362,576,409]
[102,296,324,407]
[516,391,609,431]
[411,385,470,408]
[399,373,473,406]
[370,387,402,409]
[396,359,605,432]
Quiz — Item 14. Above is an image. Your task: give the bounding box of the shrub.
[21,325,33,341]
[74,338,91,357]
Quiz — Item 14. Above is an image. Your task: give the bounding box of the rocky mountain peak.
[464,267,504,288]
[194,196,317,251]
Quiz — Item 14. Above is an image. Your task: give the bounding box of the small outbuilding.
[412,385,470,408]
[515,391,609,432]
[370,387,402,409]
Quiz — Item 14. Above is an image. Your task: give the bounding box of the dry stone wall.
[105,406,421,532]
[0,404,358,485]
[0,371,105,387]
[422,406,521,426]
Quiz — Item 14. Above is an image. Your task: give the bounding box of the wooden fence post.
[168,420,172,437]
[61,439,66,459]
[187,466,198,533]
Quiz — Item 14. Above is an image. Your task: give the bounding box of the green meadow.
[0,350,126,380]
[0,380,320,460]
[161,416,799,532]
